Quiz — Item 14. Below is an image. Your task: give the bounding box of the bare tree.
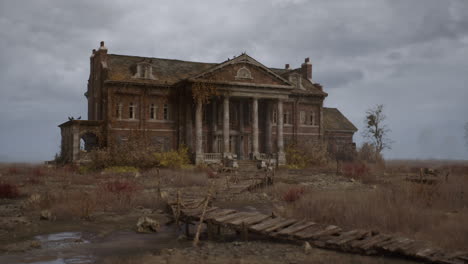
[464,122,468,151]
[362,104,393,155]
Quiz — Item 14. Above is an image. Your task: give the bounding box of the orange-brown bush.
[0,183,20,198]
[97,179,142,212]
[282,186,305,203]
[341,162,377,183]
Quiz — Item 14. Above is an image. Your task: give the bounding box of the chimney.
[99,41,107,50]
[96,41,108,61]
[285,64,290,70]
[301,57,312,80]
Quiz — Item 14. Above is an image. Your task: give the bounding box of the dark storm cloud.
[0,0,467,162]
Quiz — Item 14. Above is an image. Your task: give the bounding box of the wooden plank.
[416,248,442,259]
[229,213,270,226]
[327,230,370,246]
[249,217,288,232]
[384,238,414,252]
[307,225,342,239]
[293,224,328,239]
[214,212,253,224]
[192,207,218,217]
[403,241,430,256]
[276,221,317,236]
[263,219,297,233]
[359,234,393,250]
[224,212,259,225]
[204,209,237,220]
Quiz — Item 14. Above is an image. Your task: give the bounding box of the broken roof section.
[323,107,358,132]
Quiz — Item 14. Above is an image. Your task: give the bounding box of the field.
[0,160,467,263]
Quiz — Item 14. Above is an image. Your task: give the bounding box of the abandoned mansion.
[59,41,357,165]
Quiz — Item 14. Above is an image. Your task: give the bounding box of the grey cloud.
[0,0,467,162]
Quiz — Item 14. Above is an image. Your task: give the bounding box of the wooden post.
[156,168,161,199]
[176,190,181,226]
[207,221,214,240]
[193,182,214,247]
[241,222,248,241]
[185,222,190,237]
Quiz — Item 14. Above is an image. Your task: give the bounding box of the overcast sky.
[1,0,467,162]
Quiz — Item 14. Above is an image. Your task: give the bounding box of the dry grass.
[281,172,468,250]
[156,168,209,188]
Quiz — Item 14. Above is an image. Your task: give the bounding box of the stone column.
[238,101,244,159]
[277,99,286,165]
[185,102,193,152]
[72,125,80,162]
[211,101,217,153]
[195,98,203,164]
[252,97,259,158]
[223,96,230,156]
[265,101,272,154]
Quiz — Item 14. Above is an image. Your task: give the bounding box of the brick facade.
[59,42,357,164]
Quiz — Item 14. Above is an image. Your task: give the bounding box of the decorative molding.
[235,66,253,80]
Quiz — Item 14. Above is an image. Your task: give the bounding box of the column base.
[250,152,260,160]
[195,152,204,165]
[277,152,286,166]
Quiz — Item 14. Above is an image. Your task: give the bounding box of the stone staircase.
[237,160,259,172]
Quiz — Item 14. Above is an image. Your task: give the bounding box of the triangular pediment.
[189,54,293,88]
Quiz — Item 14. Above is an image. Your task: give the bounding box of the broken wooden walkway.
[167,199,468,264]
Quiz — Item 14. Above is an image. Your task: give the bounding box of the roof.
[271,68,327,96]
[323,107,358,132]
[105,54,326,96]
[107,54,216,85]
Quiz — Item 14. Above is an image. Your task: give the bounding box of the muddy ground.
[0,164,439,263]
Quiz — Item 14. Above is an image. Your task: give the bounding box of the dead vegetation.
[274,168,468,250]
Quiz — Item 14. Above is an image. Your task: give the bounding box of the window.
[129,102,136,119]
[150,104,157,120]
[115,103,122,119]
[284,111,292,125]
[133,63,156,80]
[300,111,306,125]
[309,111,316,125]
[163,104,169,120]
[272,109,277,124]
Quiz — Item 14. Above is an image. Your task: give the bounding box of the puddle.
[0,226,186,264]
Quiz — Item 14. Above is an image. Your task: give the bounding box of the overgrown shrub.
[282,186,305,203]
[357,142,383,164]
[103,166,139,174]
[0,183,20,198]
[97,179,141,211]
[154,146,190,169]
[7,167,19,175]
[285,142,330,169]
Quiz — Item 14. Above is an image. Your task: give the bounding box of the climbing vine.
[191,80,218,104]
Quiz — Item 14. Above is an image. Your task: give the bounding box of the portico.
[193,92,287,165]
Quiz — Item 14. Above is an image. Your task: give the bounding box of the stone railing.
[203,153,222,163]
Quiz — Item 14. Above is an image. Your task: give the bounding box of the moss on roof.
[106,54,325,96]
[323,107,358,132]
[107,54,216,85]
